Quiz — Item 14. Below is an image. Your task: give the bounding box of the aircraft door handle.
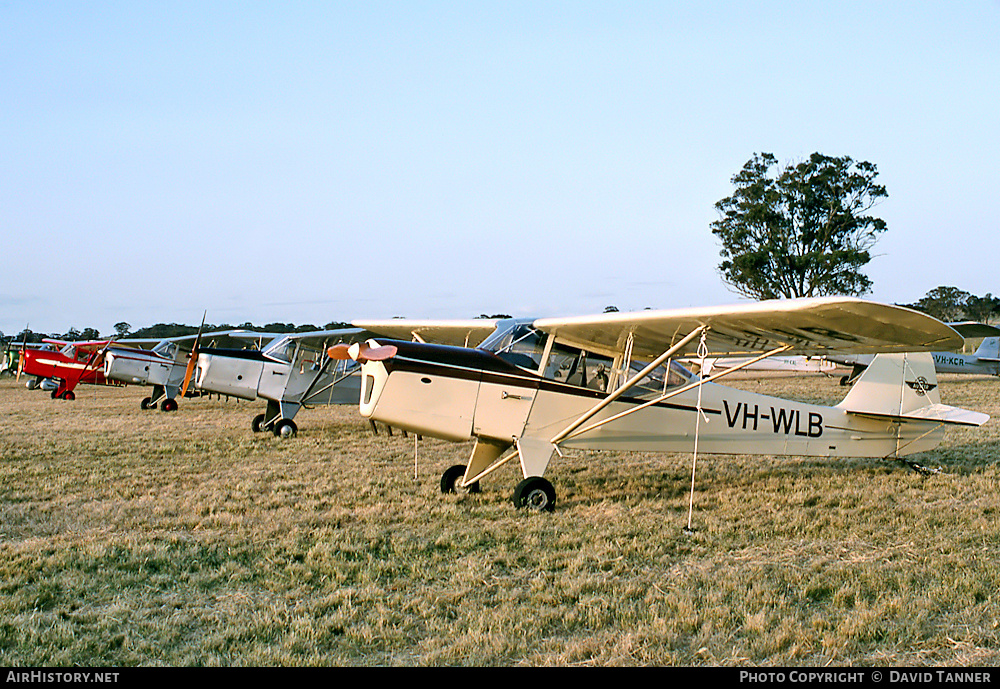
[501,391,529,401]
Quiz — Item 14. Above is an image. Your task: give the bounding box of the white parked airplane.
[831,322,1000,385]
[103,330,249,411]
[191,328,366,437]
[335,298,988,512]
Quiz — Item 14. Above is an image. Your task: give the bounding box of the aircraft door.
[472,378,536,442]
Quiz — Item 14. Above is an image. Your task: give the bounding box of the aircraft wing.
[533,297,963,360]
[947,322,1000,339]
[268,328,368,347]
[353,319,500,347]
[42,338,115,352]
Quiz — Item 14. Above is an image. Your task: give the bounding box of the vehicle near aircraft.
[333,298,989,512]
[831,322,1000,385]
[191,320,500,438]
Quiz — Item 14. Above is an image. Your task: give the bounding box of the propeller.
[16,326,27,382]
[327,340,398,363]
[179,311,207,398]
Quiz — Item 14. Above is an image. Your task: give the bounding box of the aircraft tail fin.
[837,352,988,427]
[973,336,1000,362]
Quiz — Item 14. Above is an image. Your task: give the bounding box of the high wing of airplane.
[351,319,500,348]
[329,297,988,512]
[830,321,1000,385]
[102,329,251,411]
[18,338,120,399]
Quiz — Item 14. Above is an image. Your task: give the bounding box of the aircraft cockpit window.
[60,344,76,358]
[624,359,696,398]
[153,341,177,359]
[264,338,297,364]
[545,343,614,393]
[479,322,548,371]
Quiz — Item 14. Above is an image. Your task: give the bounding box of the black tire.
[273,419,297,439]
[160,398,178,412]
[512,476,556,512]
[440,464,481,494]
[251,413,267,433]
[140,397,153,410]
[63,390,75,401]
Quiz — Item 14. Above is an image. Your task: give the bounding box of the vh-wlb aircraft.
[334,298,989,512]
[831,322,1000,385]
[191,320,500,438]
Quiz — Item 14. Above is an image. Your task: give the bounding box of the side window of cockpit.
[546,344,612,393]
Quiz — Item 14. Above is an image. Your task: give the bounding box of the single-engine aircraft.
[17,338,119,399]
[334,298,989,512]
[102,330,249,411]
[830,322,1000,385]
[191,328,369,437]
[191,320,500,438]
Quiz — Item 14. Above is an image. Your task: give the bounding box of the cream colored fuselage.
[358,347,944,461]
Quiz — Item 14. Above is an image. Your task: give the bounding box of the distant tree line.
[901,287,1000,325]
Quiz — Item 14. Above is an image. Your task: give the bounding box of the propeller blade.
[16,327,27,382]
[180,311,207,398]
[326,341,397,363]
[327,343,354,360]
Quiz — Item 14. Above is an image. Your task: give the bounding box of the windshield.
[478,321,548,371]
[152,341,177,359]
[263,337,297,364]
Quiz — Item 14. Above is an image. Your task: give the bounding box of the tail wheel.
[160,398,178,412]
[440,464,481,494]
[512,477,556,512]
[273,419,297,439]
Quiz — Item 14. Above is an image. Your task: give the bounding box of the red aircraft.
[18,339,116,400]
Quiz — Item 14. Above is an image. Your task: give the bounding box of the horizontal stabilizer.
[850,403,989,427]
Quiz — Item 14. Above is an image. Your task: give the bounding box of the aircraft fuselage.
[358,340,946,464]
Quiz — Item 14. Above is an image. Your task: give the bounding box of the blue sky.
[2,1,998,336]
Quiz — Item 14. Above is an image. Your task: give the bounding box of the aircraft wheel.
[160,398,178,412]
[140,397,153,410]
[26,379,38,390]
[440,464,481,494]
[839,375,851,386]
[63,391,75,401]
[512,476,556,512]
[273,419,297,439]
[251,414,268,432]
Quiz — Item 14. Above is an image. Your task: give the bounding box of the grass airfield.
[1,371,999,667]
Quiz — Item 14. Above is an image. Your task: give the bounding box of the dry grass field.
[1,370,999,667]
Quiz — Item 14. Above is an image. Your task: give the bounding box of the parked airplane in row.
[328,298,989,511]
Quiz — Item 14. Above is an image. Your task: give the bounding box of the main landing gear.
[438,464,556,512]
[140,397,178,411]
[251,413,298,438]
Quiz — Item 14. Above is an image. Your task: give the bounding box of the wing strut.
[550,326,708,445]
[551,331,794,445]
